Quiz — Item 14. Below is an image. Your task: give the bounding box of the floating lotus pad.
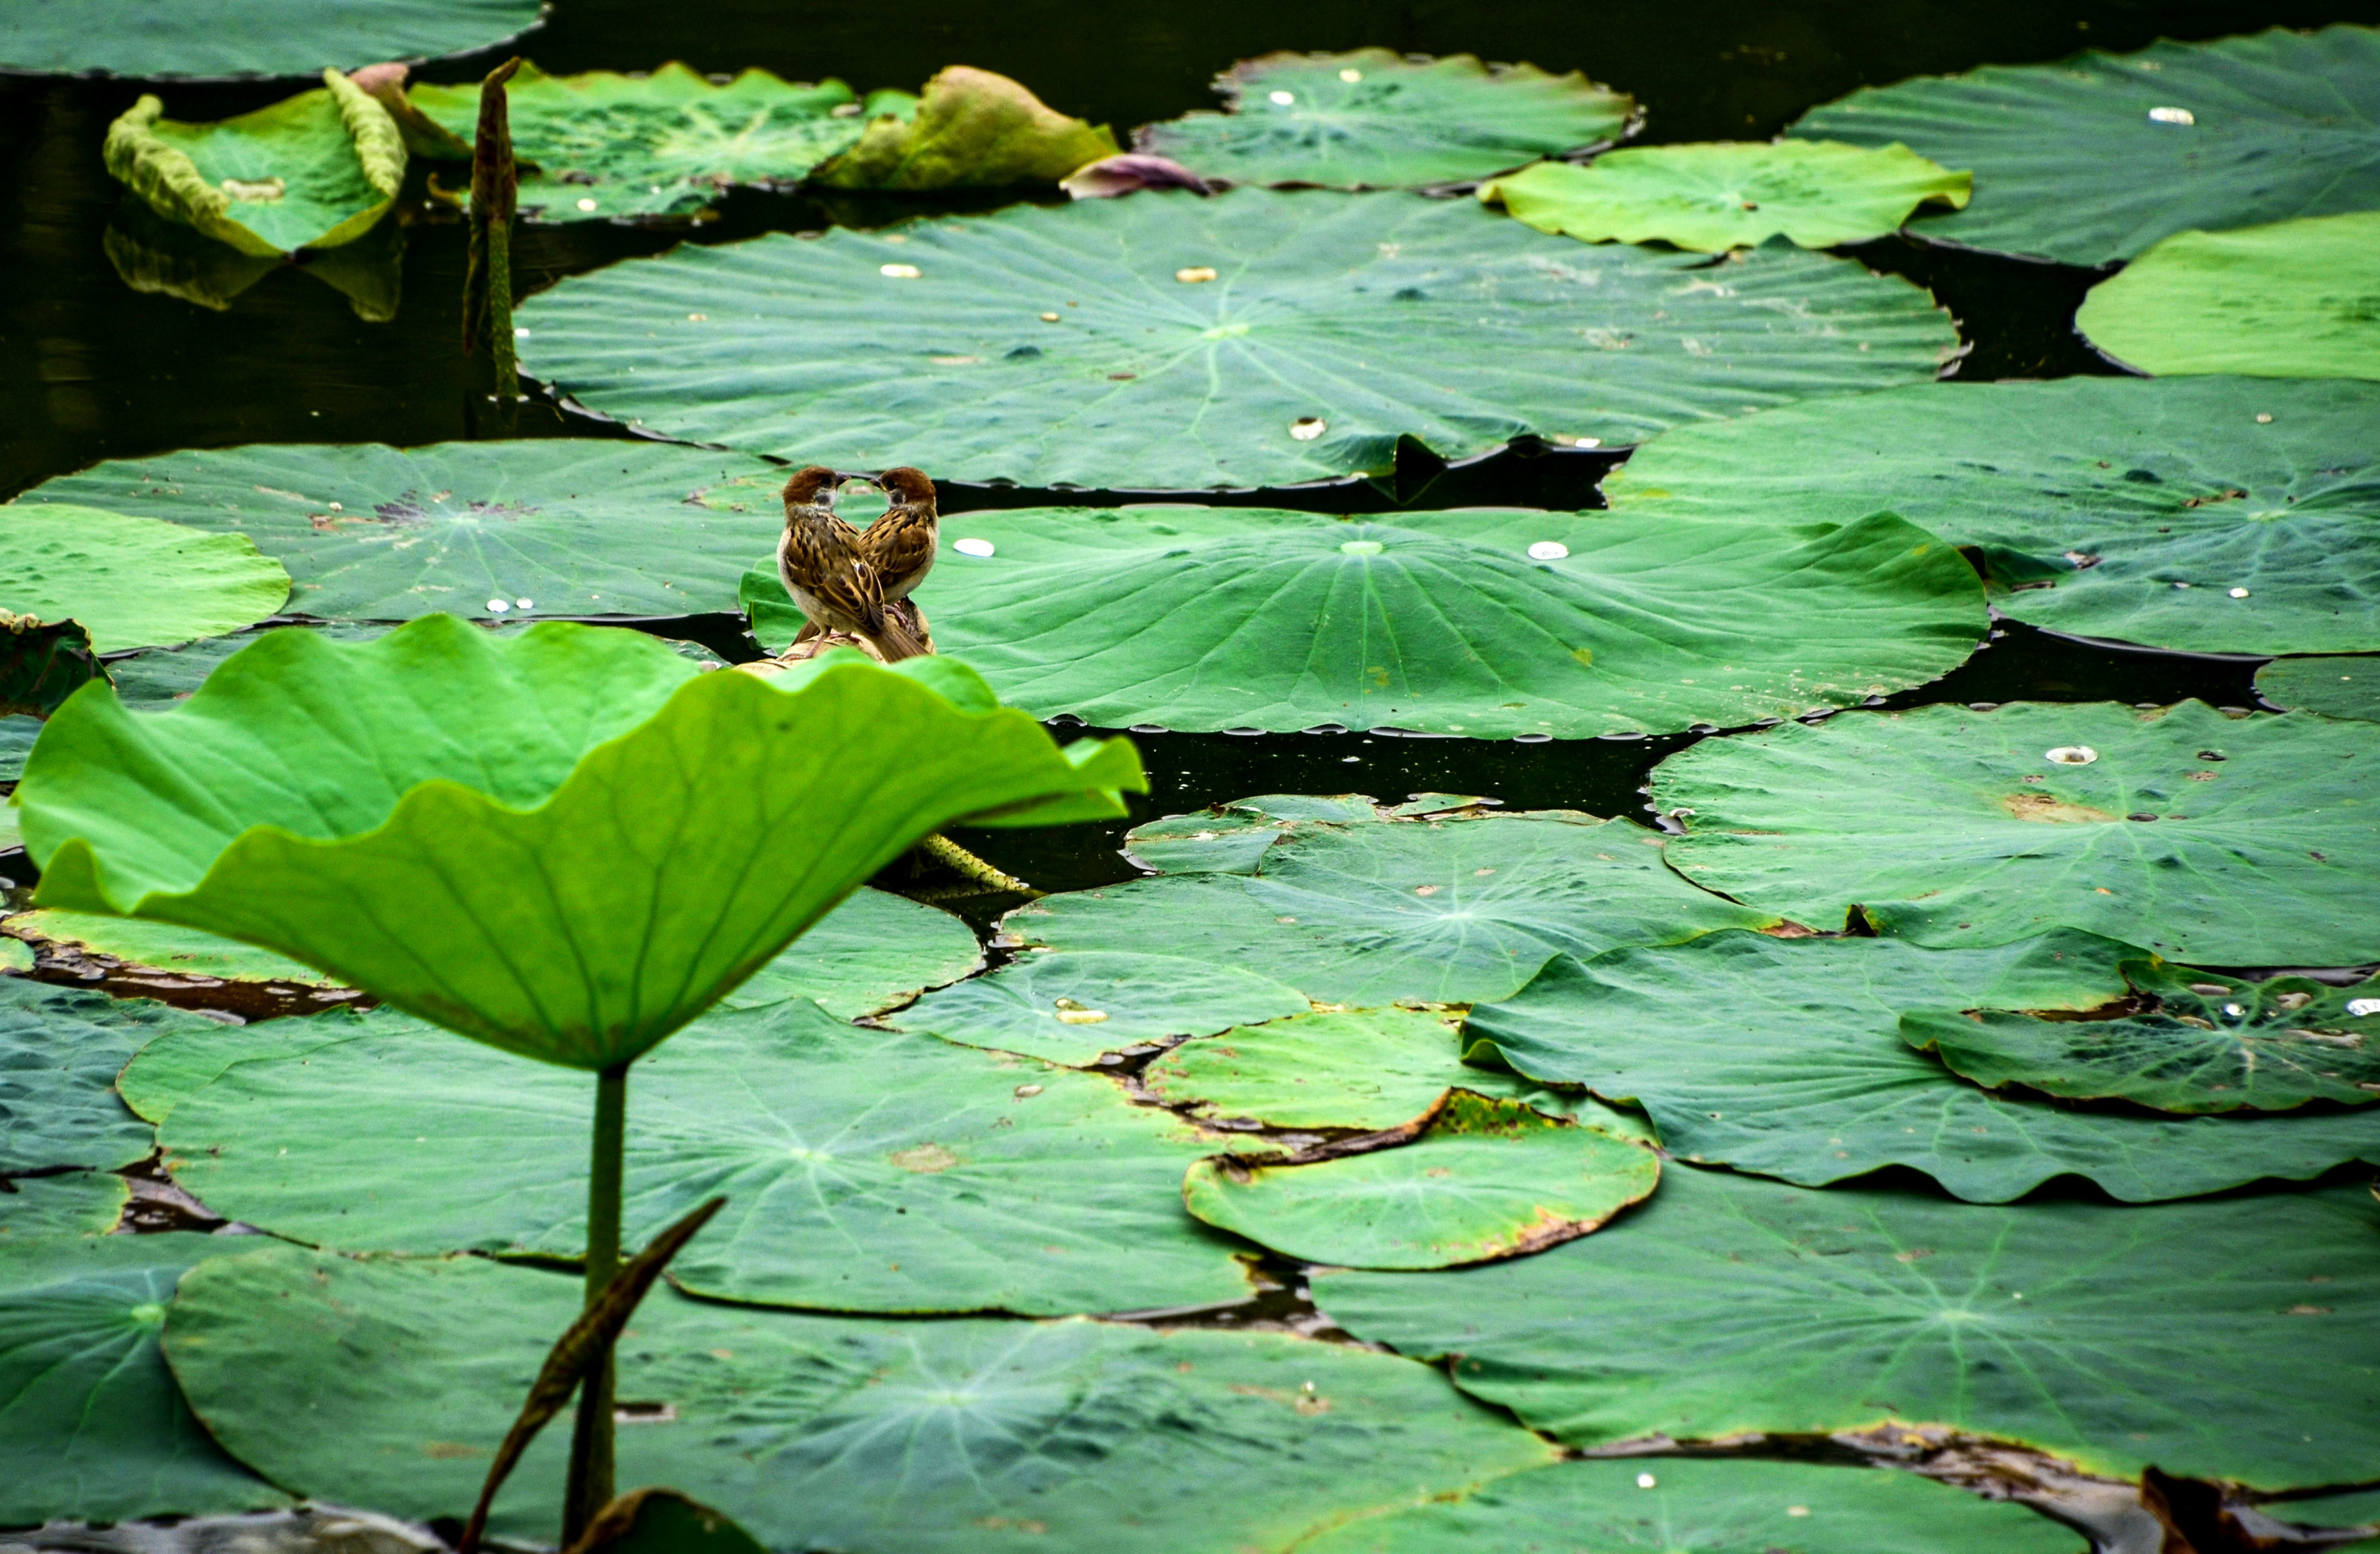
[1135,50,1633,189]
[1654,700,2380,966]
[719,887,981,1017]
[1602,376,2380,656]
[1316,1166,2380,1488]
[0,1233,283,1524]
[0,0,543,79]
[2259,656,2380,721]
[747,505,1986,737]
[18,441,785,622]
[1482,142,1969,252]
[409,63,878,219]
[1464,929,2380,1203]
[119,1004,380,1125]
[1788,24,2380,266]
[6,906,340,983]
[889,949,1313,1066]
[155,999,1254,1314]
[2077,212,2380,380]
[1185,1093,1659,1269]
[810,66,1116,190]
[0,936,29,973]
[167,1247,1555,1551]
[0,504,289,653]
[0,977,231,1174]
[1122,793,1400,873]
[517,189,1958,489]
[105,73,405,255]
[0,1170,128,1238]
[1299,1458,2082,1554]
[15,618,1142,1070]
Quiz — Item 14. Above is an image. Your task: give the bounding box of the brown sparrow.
[861,467,940,607]
[776,465,926,662]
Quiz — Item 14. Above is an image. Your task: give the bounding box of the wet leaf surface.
[516,189,1957,489]
[1315,1166,2380,1489]
[2258,656,2380,722]
[1603,376,2380,656]
[0,1170,128,1238]
[1655,700,2380,966]
[0,503,289,653]
[2078,212,2380,380]
[891,949,1312,1067]
[719,886,982,1017]
[0,978,227,1173]
[0,0,541,78]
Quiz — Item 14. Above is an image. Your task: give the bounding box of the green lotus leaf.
[2077,211,2380,380]
[720,886,981,1017]
[745,505,1985,737]
[1654,700,2380,966]
[1185,1092,1659,1270]
[103,178,409,321]
[0,0,541,79]
[1315,1166,2380,1488]
[0,936,29,973]
[1464,929,2380,1203]
[0,616,102,722]
[1121,793,1389,873]
[2259,656,2380,721]
[151,999,1254,1314]
[575,1492,767,1554]
[0,978,233,1173]
[1602,376,2380,656]
[104,71,405,256]
[1905,961,2380,1114]
[16,440,784,622]
[1788,25,2380,265]
[811,65,1117,189]
[409,62,875,220]
[1482,141,1969,253]
[0,503,289,654]
[15,616,1143,1070]
[118,1004,376,1125]
[167,1246,1555,1550]
[1299,1458,2081,1554]
[2,718,40,783]
[2277,1491,2380,1535]
[0,1171,128,1238]
[889,949,1313,1066]
[1135,49,1633,189]
[1,1233,285,1524]
[516,189,1958,489]
[6,906,340,984]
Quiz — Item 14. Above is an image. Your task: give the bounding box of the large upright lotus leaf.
[1,503,289,653]
[1655,700,2380,966]
[721,886,982,1017]
[1300,1458,2081,1554]
[2077,212,2380,380]
[889,949,1313,1066]
[516,189,1958,489]
[1185,1093,1659,1270]
[1135,50,1633,189]
[1787,25,2380,265]
[105,73,405,256]
[168,1248,1555,1551]
[1317,1166,2380,1488]
[0,977,231,1173]
[1482,142,1970,253]
[409,63,871,219]
[15,618,1143,1069]
[1008,809,1780,1009]
[812,66,1118,189]
[17,440,785,622]
[749,505,1985,737]
[0,0,542,79]
[1601,377,2380,656]
[1464,929,2380,1202]
[2260,656,2380,722]
[155,999,1254,1314]
[1,1233,284,1524]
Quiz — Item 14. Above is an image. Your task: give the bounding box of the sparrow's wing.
[863,508,939,590]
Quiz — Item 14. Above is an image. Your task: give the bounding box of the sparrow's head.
[877,467,936,509]
[782,465,840,511]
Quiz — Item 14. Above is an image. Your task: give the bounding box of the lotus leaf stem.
[563,1059,628,1541]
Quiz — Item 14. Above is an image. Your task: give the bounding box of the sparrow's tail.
[867,608,931,662]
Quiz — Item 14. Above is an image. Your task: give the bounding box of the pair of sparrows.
[776,465,939,662]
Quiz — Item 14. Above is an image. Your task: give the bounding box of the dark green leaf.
[890,949,1311,1067]
[0,0,541,79]
[2258,656,2380,722]
[0,978,229,1173]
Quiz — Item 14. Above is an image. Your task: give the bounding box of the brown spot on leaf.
[2000,792,2118,824]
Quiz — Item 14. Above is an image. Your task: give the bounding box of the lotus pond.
[2,2,2378,1552]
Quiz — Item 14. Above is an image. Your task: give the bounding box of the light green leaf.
[1135,49,1632,189]
[1655,700,2380,966]
[0,503,289,654]
[167,1246,1556,1550]
[516,189,1958,489]
[17,440,785,622]
[748,505,1985,737]
[890,949,1312,1066]
[1121,793,1387,873]
[0,0,541,79]
[1602,376,2380,656]
[1788,24,2380,265]
[104,72,404,256]
[154,999,1254,1314]
[2259,656,2380,721]
[1300,1458,2081,1554]
[721,886,982,1017]
[1465,929,2380,1203]
[1314,1167,2380,1489]
[1483,141,1969,252]
[812,66,1118,189]
[1185,1092,1659,1269]
[118,1005,375,1126]
[0,978,229,1173]
[409,63,872,219]
[16,617,1142,1070]
[0,1233,284,1524]
[0,1171,128,1238]
[8,908,341,985]
[0,936,29,974]
[2077,211,2380,380]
